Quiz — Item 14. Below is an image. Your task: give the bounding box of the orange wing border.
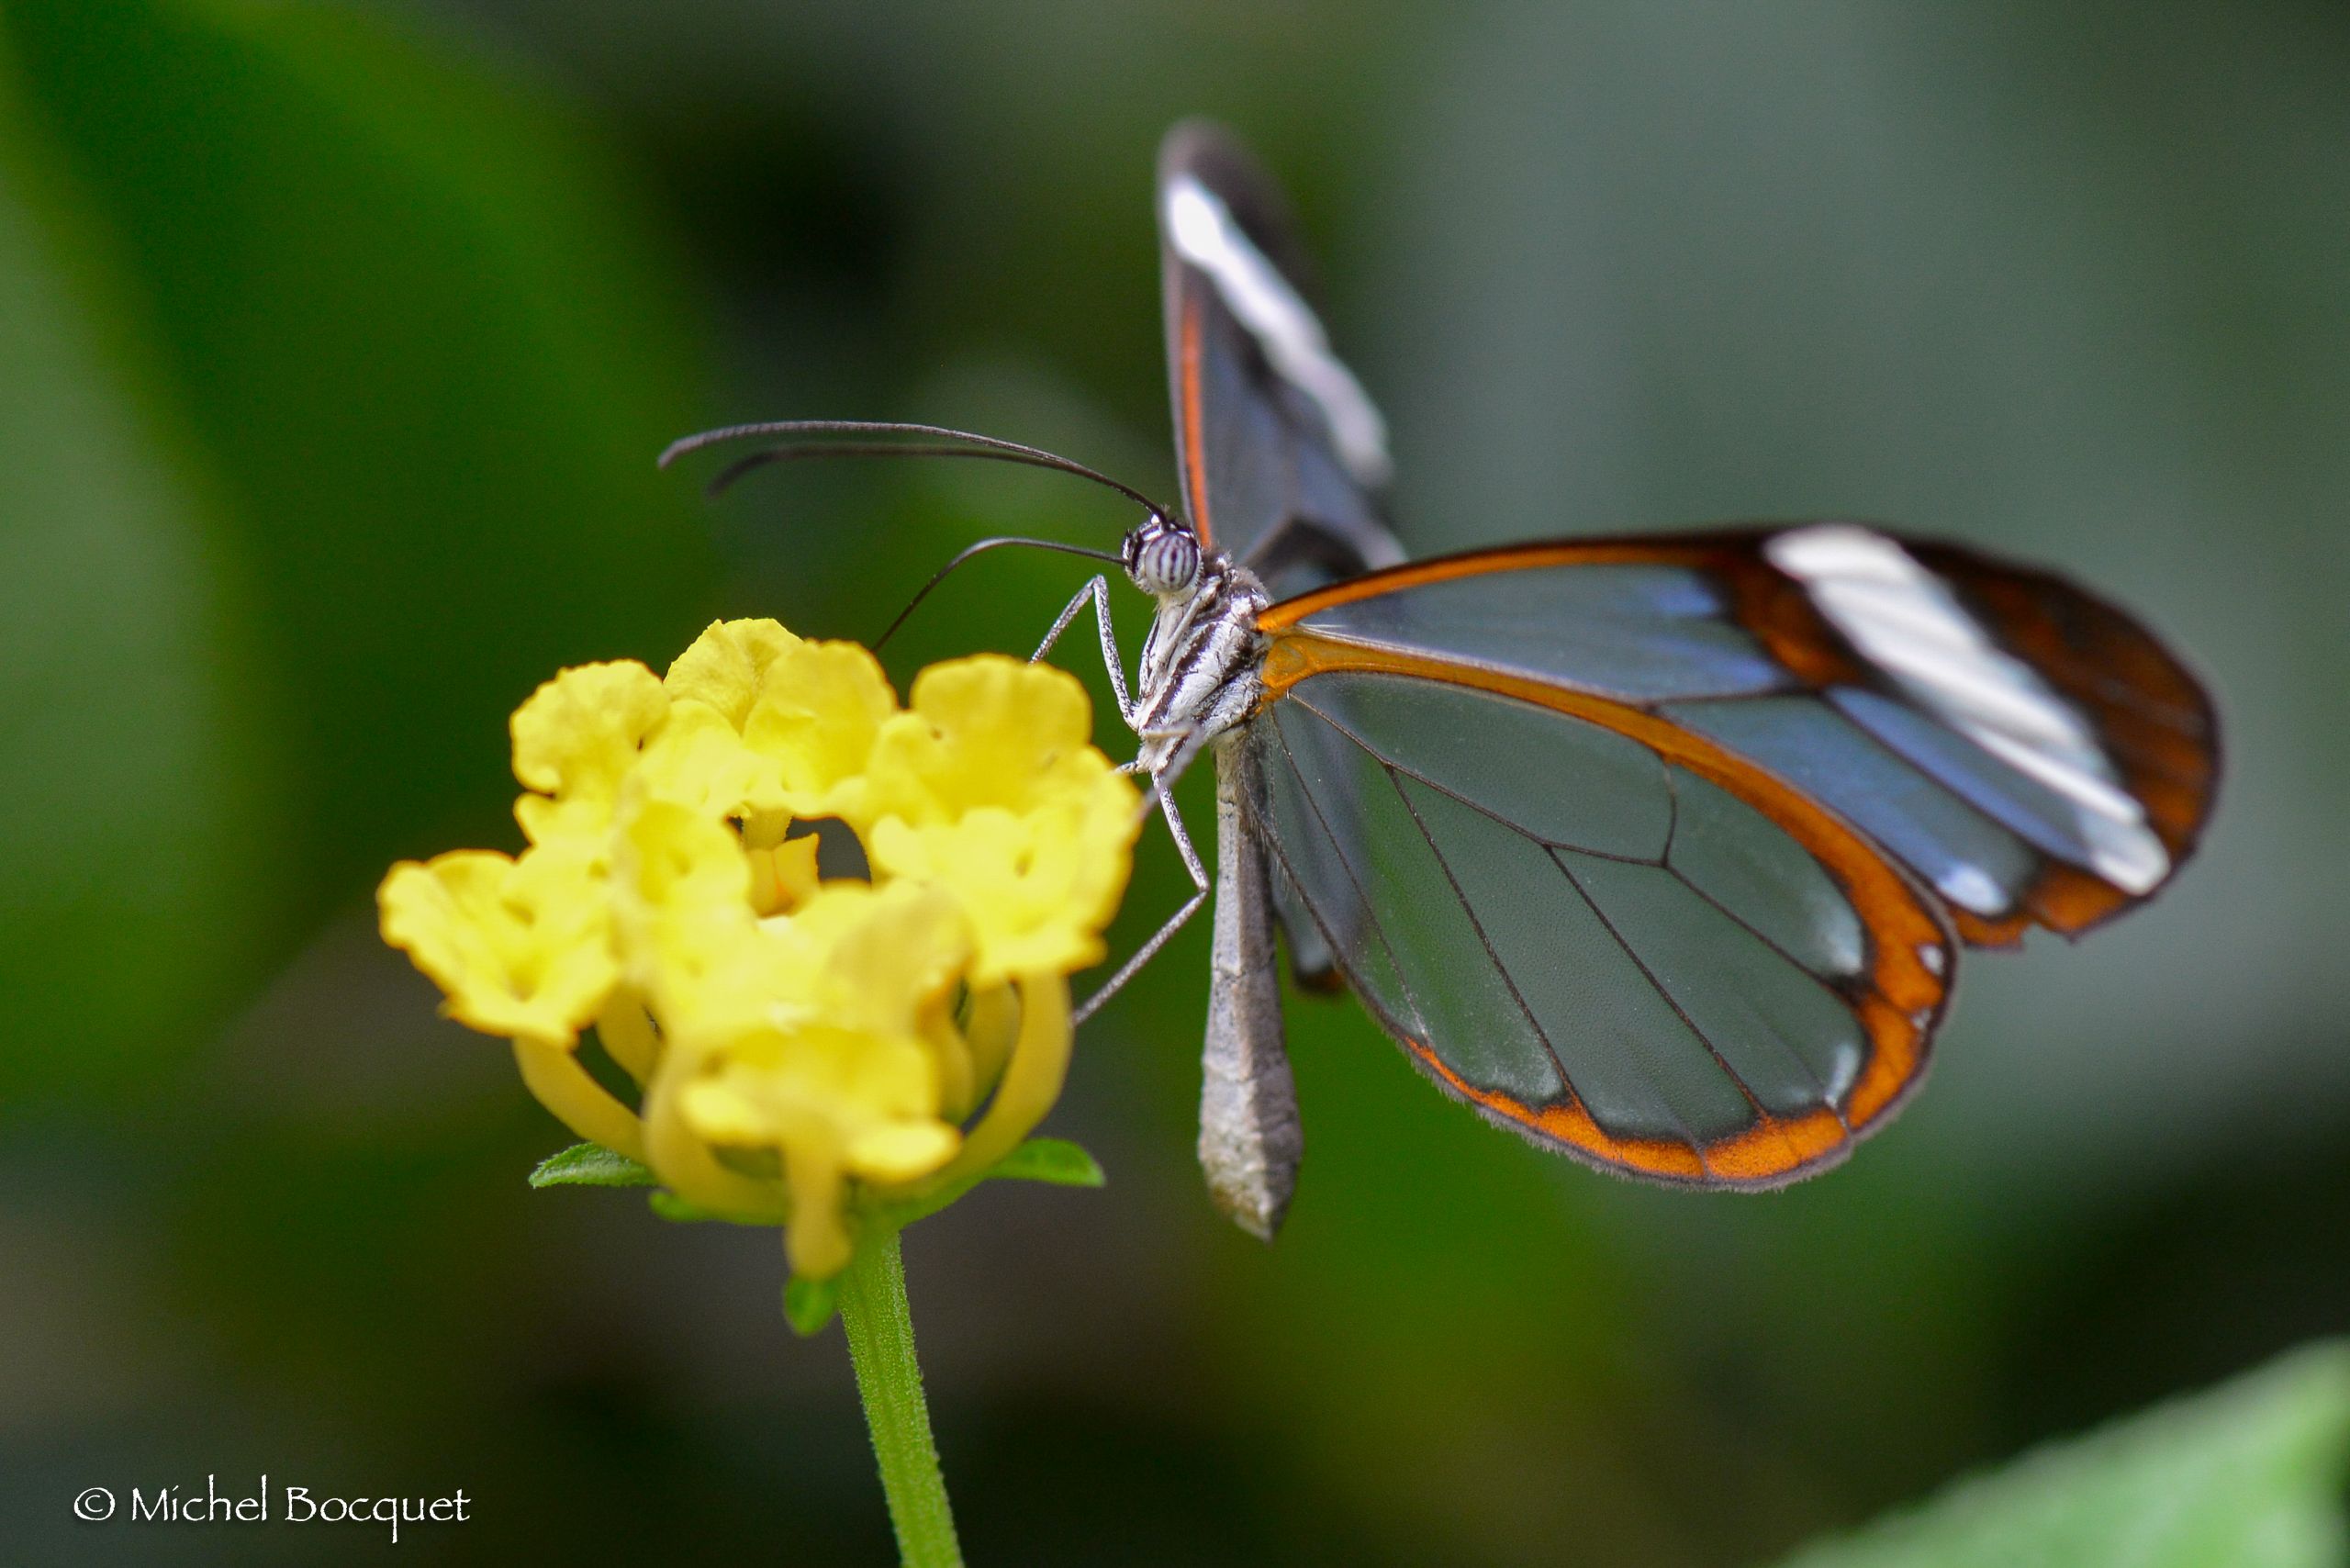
[1174,291,1216,548]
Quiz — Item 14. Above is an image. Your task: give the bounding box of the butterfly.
[666,120,2221,1240]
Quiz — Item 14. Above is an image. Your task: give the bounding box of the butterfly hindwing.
[1241,647,1950,1183]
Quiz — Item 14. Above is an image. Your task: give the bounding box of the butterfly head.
[1122,516,1203,599]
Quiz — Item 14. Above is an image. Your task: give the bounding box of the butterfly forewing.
[1259,527,2218,951]
[1892,536,2219,940]
[1158,121,1404,598]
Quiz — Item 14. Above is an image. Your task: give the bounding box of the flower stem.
[835,1226,964,1568]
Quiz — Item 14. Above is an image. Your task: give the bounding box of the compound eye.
[1170,534,1202,588]
[1126,523,1200,594]
[1158,533,1201,592]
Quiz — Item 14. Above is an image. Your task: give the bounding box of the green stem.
[834,1226,964,1568]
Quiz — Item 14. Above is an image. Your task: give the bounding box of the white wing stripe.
[1852,629,2089,747]
[1164,174,1393,487]
[1766,524,2168,896]
[1966,726,2146,825]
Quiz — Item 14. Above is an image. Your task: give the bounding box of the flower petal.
[845,1120,962,1182]
[772,880,972,1036]
[610,797,760,1024]
[867,781,1138,986]
[741,640,899,822]
[378,845,616,1046]
[664,618,803,729]
[864,655,1105,824]
[511,660,669,846]
[631,698,783,823]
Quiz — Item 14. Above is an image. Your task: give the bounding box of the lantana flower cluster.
[378,619,1140,1277]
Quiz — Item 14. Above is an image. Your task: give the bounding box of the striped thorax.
[1123,520,1270,776]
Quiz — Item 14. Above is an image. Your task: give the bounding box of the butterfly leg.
[1032,574,1133,723]
[1073,767,1211,1025]
[1152,722,1220,797]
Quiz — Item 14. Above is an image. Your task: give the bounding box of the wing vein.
[1291,689,1669,867]
[1662,863,1876,1024]
[1380,761,1598,1126]
[1546,850,1801,1134]
[1261,721,1430,1038]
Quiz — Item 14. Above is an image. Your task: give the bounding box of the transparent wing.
[1158,121,1404,597]
[1259,526,2219,946]
[1239,658,1953,1185]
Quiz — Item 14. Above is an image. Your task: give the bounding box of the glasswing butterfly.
[666,120,2220,1240]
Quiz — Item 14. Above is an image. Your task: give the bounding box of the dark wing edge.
[1904,538,2221,944]
[1246,633,1956,1188]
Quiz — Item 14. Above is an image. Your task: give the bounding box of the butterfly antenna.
[660,419,1173,523]
[873,536,1123,652]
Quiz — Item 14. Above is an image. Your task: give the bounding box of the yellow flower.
[378,843,616,1046]
[742,640,899,823]
[768,880,970,1033]
[381,819,649,1163]
[663,619,897,827]
[511,660,670,847]
[664,617,803,729]
[664,880,973,1276]
[744,837,822,916]
[630,698,779,826]
[864,655,1141,984]
[610,796,759,1016]
[864,655,1110,818]
[382,622,1137,1282]
[679,1022,958,1279]
[654,877,968,1056]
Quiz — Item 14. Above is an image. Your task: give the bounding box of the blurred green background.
[4,2,2346,1563]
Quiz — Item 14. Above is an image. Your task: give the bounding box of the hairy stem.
[834,1227,963,1567]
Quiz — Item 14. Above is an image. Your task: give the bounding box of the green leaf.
[644,1188,792,1227]
[879,1137,1107,1229]
[1774,1341,2350,1568]
[527,1143,655,1190]
[988,1137,1110,1188]
[784,1275,840,1338]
